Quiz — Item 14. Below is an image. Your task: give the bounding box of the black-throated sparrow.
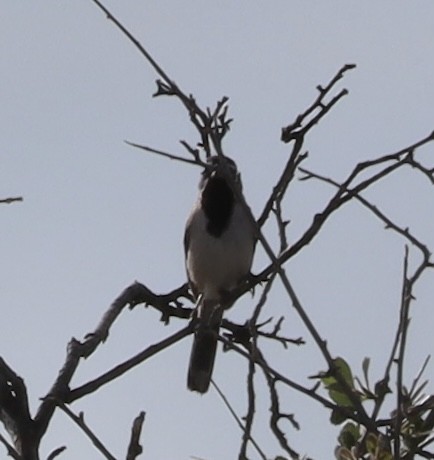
[184,155,256,393]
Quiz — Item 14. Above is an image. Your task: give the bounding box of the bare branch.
[67,325,192,403]
[299,166,432,262]
[255,130,434,285]
[281,63,356,144]
[33,282,191,443]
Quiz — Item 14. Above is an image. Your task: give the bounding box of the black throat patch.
[201,176,234,237]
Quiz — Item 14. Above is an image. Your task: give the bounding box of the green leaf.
[362,356,370,389]
[330,407,348,425]
[334,357,354,388]
[327,382,355,407]
[338,422,360,449]
[365,433,378,454]
[322,357,358,408]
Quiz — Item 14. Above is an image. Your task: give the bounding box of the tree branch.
[67,325,192,403]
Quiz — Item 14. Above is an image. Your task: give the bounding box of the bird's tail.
[187,301,223,393]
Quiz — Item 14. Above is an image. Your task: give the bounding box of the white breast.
[186,202,254,301]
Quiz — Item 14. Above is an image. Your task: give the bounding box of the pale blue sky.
[1,2,434,459]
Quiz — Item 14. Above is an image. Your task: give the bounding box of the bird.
[184,155,256,393]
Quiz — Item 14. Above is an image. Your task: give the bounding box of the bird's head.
[199,155,242,191]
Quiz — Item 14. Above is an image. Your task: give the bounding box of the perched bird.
[184,155,256,393]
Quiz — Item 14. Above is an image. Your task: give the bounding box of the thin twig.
[0,197,23,205]
[211,381,267,460]
[299,166,432,260]
[257,136,305,228]
[124,141,201,166]
[220,336,361,424]
[90,0,172,87]
[281,63,356,143]
[409,355,431,398]
[56,402,116,460]
[46,445,67,460]
[394,246,411,458]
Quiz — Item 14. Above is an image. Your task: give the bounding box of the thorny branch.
[280,64,356,144]
[299,166,432,263]
[1,1,434,459]
[257,64,355,228]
